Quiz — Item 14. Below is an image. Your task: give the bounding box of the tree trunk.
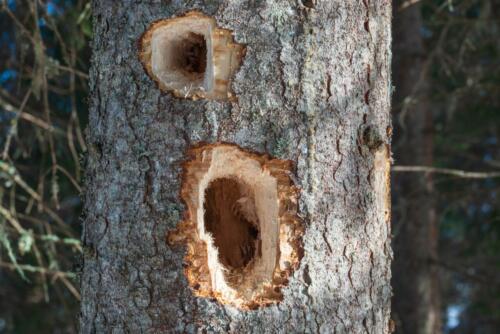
[80,1,392,333]
[392,1,441,333]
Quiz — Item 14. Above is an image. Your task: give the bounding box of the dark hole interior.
[302,0,315,8]
[204,178,260,270]
[174,32,207,77]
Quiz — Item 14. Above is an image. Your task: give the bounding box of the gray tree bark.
[80,1,392,333]
[392,1,441,333]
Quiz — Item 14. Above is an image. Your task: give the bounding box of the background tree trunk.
[392,1,441,333]
[80,1,392,333]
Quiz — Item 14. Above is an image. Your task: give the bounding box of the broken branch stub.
[139,11,245,100]
[168,143,304,309]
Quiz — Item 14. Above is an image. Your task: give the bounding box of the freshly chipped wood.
[138,11,245,101]
[168,143,303,309]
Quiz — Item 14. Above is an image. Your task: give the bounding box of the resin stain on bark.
[168,143,304,309]
[138,11,245,101]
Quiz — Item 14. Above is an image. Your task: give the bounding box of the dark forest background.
[0,0,498,333]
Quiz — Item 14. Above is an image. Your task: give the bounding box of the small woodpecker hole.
[204,178,260,270]
[139,11,245,100]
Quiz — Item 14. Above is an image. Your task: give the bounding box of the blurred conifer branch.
[393,165,500,179]
[0,0,90,305]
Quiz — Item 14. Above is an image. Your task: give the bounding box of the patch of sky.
[445,304,464,332]
[38,17,47,28]
[46,46,56,58]
[485,136,497,145]
[0,109,16,122]
[480,202,492,214]
[0,69,17,84]
[47,2,57,16]
[0,31,16,56]
[46,1,64,16]
[7,0,16,11]
[420,25,433,39]
[466,204,476,217]
[483,177,496,188]
[0,31,8,44]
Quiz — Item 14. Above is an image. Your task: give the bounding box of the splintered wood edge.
[167,142,304,309]
[138,11,246,101]
[375,144,391,228]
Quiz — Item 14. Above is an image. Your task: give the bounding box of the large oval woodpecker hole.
[203,178,260,270]
[168,143,303,309]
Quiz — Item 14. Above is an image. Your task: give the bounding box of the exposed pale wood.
[168,143,302,309]
[139,11,245,100]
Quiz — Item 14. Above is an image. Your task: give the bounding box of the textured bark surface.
[392,2,441,334]
[81,1,392,333]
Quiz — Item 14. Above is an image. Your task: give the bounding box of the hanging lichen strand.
[168,143,304,309]
[138,11,245,100]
